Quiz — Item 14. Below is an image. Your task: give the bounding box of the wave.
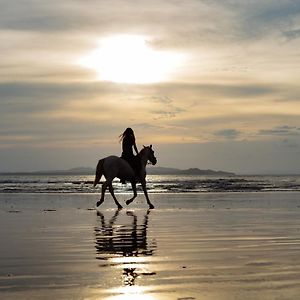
[1,174,300,194]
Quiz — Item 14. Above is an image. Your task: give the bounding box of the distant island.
[0,166,235,176]
[147,167,235,176]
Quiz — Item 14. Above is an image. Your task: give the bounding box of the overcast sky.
[1,0,300,174]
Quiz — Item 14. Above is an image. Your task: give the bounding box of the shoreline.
[2,189,300,195]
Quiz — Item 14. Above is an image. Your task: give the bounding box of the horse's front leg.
[108,183,123,209]
[126,181,137,206]
[141,180,154,209]
[96,181,108,207]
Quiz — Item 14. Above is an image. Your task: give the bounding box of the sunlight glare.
[105,286,155,300]
[79,35,184,84]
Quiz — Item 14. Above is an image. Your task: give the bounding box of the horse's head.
[142,145,157,165]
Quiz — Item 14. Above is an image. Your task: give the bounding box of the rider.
[119,128,141,183]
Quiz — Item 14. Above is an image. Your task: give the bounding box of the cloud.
[1,0,300,173]
[2,0,297,43]
[0,81,138,148]
[149,95,172,104]
[0,0,224,35]
[1,80,299,143]
[2,1,300,87]
[0,1,127,32]
[0,81,119,99]
[214,129,241,139]
[283,28,300,40]
[254,1,300,24]
[151,107,185,119]
[146,95,185,119]
[156,82,279,99]
[258,126,300,137]
[132,123,163,130]
[226,1,300,40]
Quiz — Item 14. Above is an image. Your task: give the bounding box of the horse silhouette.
[94,145,157,209]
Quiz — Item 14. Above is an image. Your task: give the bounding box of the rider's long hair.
[119,127,135,143]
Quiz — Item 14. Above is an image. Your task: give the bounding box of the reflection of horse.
[94,210,156,286]
[93,145,157,209]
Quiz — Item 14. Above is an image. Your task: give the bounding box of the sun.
[79,35,184,84]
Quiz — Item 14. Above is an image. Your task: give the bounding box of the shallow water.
[1,193,300,299]
[1,174,300,193]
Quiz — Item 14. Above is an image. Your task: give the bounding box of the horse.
[93,145,157,209]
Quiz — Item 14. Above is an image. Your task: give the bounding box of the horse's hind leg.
[109,183,123,209]
[96,181,108,207]
[126,182,137,206]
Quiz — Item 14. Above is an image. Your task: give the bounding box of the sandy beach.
[1,192,300,300]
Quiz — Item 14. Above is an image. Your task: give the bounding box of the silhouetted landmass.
[0,166,235,176]
[0,167,94,176]
[147,167,235,176]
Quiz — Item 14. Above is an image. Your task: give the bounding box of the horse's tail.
[94,159,104,187]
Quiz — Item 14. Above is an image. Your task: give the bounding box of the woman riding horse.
[94,144,157,209]
[119,128,141,182]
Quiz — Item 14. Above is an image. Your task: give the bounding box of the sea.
[1,174,300,194]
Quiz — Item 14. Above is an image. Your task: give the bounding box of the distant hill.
[0,167,94,176]
[147,167,235,176]
[34,167,95,175]
[0,166,235,176]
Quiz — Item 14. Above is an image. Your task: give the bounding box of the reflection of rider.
[119,128,141,182]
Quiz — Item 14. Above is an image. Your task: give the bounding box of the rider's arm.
[133,141,139,155]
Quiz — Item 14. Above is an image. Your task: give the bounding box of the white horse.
[93,145,157,209]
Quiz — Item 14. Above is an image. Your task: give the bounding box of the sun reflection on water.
[105,286,155,300]
[94,209,157,299]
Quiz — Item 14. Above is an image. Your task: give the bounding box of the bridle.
[141,146,157,165]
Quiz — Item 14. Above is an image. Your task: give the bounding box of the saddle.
[120,155,141,184]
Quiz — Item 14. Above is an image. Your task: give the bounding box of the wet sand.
[1,192,300,299]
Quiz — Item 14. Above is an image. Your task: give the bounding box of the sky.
[1,0,300,174]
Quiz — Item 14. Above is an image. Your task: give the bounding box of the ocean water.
[1,174,300,194]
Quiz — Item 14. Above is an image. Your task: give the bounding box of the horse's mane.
[139,146,150,156]
[139,147,146,155]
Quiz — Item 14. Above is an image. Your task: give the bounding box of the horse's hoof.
[126,200,131,205]
[117,205,123,210]
[96,201,103,207]
[149,204,155,209]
